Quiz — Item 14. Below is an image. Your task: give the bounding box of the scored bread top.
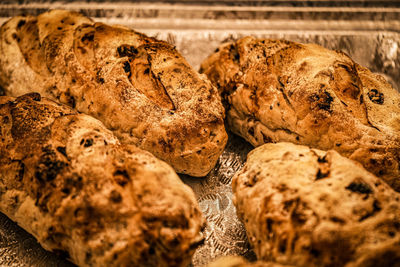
[0,9,228,177]
[0,93,205,267]
[201,37,400,190]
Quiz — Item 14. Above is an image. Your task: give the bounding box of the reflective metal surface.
[0,2,399,266]
[181,134,254,266]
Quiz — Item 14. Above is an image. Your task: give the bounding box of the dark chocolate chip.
[368,89,384,104]
[17,19,26,28]
[83,139,93,147]
[110,190,122,203]
[346,180,373,194]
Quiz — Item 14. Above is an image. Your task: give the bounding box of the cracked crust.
[0,9,228,177]
[0,93,205,267]
[232,142,400,267]
[201,37,400,190]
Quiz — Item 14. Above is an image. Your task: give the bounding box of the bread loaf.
[201,37,400,189]
[0,93,205,266]
[232,142,400,267]
[0,9,228,177]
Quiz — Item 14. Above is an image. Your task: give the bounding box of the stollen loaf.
[201,37,400,190]
[0,9,228,177]
[232,142,400,267]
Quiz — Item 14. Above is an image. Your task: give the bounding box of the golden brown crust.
[0,93,205,267]
[232,142,400,267]
[201,37,400,189]
[0,9,228,177]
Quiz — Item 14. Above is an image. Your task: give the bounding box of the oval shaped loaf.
[232,142,400,267]
[201,37,400,189]
[0,9,228,177]
[0,93,205,267]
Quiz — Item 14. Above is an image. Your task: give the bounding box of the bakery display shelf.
[0,2,399,266]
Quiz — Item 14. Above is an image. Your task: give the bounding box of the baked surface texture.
[232,142,400,267]
[200,37,400,189]
[0,93,205,267]
[0,9,227,177]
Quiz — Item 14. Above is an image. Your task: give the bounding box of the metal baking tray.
[0,1,399,266]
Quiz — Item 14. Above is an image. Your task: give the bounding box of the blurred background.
[0,0,399,89]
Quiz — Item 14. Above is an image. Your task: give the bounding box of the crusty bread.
[207,256,294,267]
[0,93,205,267]
[0,9,228,177]
[200,37,400,190]
[232,142,400,267]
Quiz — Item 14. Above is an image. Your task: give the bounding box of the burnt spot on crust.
[80,138,93,147]
[12,33,20,42]
[61,187,70,195]
[368,89,384,104]
[34,146,66,182]
[56,146,67,157]
[117,45,139,58]
[310,248,320,257]
[18,161,25,181]
[315,154,330,180]
[248,126,254,136]
[318,91,334,111]
[309,91,334,112]
[243,171,260,187]
[96,70,105,84]
[81,32,94,43]
[330,216,346,224]
[229,44,240,64]
[316,169,330,180]
[10,160,26,182]
[173,68,181,73]
[17,19,26,29]
[110,190,122,203]
[345,179,373,194]
[62,91,76,109]
[123,61,131,74]
[317,155,328,163]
